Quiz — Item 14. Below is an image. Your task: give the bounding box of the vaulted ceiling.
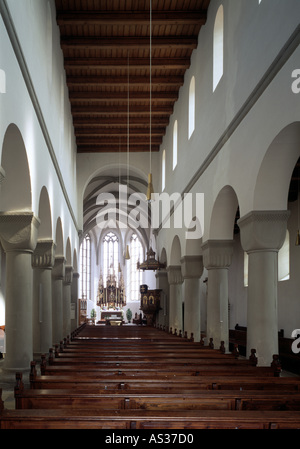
[54,0,211,155]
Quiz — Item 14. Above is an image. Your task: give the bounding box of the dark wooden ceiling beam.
[74,127,165,136]
[64,57,190,70]
[76,136,162,144]
[60,36,198,50]
[69,91,178,102]
[71,105,173,115]
[73,116,169,126]
[66,75,184,87]
[77,144,160,153]
[56,10,207,26]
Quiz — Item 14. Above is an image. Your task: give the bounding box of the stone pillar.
[167,265,183,334]
[32,240,56,355]
[71,272,79,332]
[52,257,65,344]
[202,240,233,351]
[0,212,40,371]
[181,255,203,342]
[63,266,73,338]
[238,210,290,366]
[155,269,169,328]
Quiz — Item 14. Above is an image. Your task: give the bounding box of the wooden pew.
[14,383,300,412]
[2,408,300,429]
[28,370,300,392]
[229,325,300,375]
[40,357,279,379]
[30,375,276,391]
[278,336,300,375]
[39,362,261,378]
[2,324,300,430]
[41,362,278,377]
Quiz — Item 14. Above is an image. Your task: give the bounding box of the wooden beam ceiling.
[54,0,211,154]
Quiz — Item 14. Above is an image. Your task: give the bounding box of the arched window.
[173,120,178,170]
[127,234,143,301]
[188,76,195,139]
[0,70,6,94]
[162,150,166,191]
[213,5,224,92]
[80,234,91,299]
[103,232,119,287]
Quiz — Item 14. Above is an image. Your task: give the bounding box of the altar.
[100,310,124,325]
[96,264,126,325]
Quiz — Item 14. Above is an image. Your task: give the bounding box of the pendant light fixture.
[146,0,154,202]
[126,52,131,259]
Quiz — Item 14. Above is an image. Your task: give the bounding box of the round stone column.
[71,272,79,332]
[0,212,40,371]
[202,240,233,351]
[32,240,56,355]
[63,266,73,338]
[167,265,183,334]
[181,255,203,341]
[52,257,65,344]
[238,210,290,366]
[155,269,169,329]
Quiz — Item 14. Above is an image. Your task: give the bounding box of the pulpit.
[140,285,161,325]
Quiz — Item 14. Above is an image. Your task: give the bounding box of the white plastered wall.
[0,0,79,259]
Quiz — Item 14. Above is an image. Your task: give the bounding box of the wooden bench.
[13,382,300,412]
[2,324,300,430]
[40,359,260,378]
[41,357,279,378]
[28,370,300,391]
[278,336,300,375]
[229,325,300,374]
[2,408,300,429]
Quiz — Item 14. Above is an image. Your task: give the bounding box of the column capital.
[52,256,66,280]
[0,212,40,253]
[238,210,290,253]
[180,255,203,279]
[167,265,183,285]
[32,240,56,269]
[155,269,168,280]
[64,266,74,285]
[201,240,233,270]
